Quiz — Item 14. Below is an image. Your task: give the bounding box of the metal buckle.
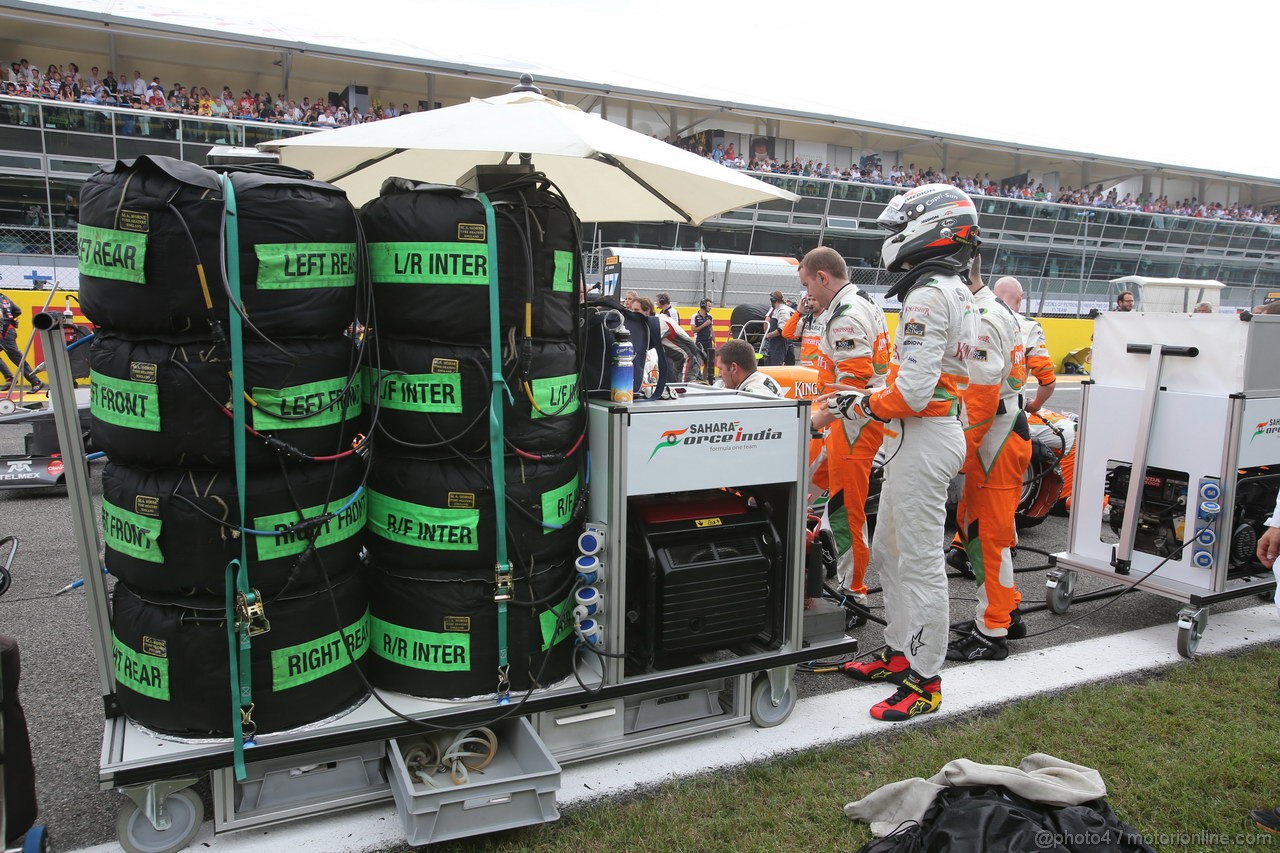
[236,589,271,636]
[240,703,257,742]
[493,563,513,602]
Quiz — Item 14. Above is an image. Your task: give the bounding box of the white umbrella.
[260,83,798,225]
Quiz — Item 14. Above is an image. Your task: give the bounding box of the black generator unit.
[624,490,784,672]
[1107,464,1189,557]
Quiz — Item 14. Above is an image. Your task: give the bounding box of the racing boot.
[1250,806,1280,834]
[869,670,942,721]
[945,545,974,579]
[841,646,909,683]
[946,626,1010,661]
[951,608,1026,641]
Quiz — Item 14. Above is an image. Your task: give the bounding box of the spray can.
[610,320,634,404]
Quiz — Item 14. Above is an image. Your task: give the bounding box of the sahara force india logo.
[648,421,784,460]
[1251,418,1280,442]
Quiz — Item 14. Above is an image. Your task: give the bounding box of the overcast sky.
[34,0,1280,180]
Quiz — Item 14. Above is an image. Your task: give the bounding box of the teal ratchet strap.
[220,175,259,780]
[479,194,514,702]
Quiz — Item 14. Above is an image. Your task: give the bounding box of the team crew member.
[946,258,1030,662]
[1115,290,1135,312]
[690,299,716,380]
[1248,490,1280,834]
[781,292,825,369]
[799,247,889,606]
[815,184,979,721]
[992,277,1055,414]
[762,291,794,366]
[0,293,41,392]
[716,339,782,396]
[1027,407,1077,513]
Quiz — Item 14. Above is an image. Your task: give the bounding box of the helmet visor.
[876,193,910,233]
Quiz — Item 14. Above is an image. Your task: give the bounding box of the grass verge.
[417,646,1280,853]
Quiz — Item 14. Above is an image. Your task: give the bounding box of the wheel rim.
[752,678,794,727]
[121,792,200,853]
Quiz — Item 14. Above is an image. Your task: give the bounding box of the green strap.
[221,175,255,780]
[479,194,512,701]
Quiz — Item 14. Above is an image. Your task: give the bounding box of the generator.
[624,490,784,671]
[1051,310,1280,656]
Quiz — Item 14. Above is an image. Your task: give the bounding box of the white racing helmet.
[877,184,980,272]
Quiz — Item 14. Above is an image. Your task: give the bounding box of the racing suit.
[848,270,977,679]
[736,369,783,397]
[0,294,38,388]
[1019,313,1056,407]
[813,284,889,598]
[956,287,1029,638]
[783,307,831,491]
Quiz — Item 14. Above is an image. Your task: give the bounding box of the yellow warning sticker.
[695,518,723,528]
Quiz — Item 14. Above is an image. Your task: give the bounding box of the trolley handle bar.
[1125,344,1199,357]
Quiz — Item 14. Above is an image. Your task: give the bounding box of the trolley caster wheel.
[1045,570,1075,615]
[1176,610,1204,659]
[750,674,796,728]
[116,788,203,853]
[20,824,49,853]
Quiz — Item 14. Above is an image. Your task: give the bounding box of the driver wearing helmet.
[813,184,979,721]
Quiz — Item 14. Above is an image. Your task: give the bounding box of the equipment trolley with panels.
[1050,311,1280,656]
[38,310,851,853]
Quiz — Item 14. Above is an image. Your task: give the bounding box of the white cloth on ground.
[844,752,1108,838]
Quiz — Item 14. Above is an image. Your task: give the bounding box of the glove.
[826,390,881,424]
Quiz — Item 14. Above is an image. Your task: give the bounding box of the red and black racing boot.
[841,647,910,683]
[869,671,942,721]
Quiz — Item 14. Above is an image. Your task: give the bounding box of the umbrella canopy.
[261,89,798,225]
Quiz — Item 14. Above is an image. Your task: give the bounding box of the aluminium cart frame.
[38,317,853,851]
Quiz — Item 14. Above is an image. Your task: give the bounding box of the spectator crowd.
[1,55,415,127]
[664,140,1280,225]
[4,54,1277,223]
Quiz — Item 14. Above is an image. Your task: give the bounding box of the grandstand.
[2,0,1279,314]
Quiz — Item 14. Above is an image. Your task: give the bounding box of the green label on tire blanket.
[255,243,358,290]
[251,374,363,431]
[367,490,479,551]
[368,242,491,285]
[90,370,160,431]
[112,634,170,700]
[371,617,471,671]
[539,597,574,651]
[77,224,146,283]
[369,369,464,414]
[103,498,163,562]
[553,249,574,293]
[540,474,580,535]
[529,373,579,419]
[253,490,366,561]
[271,609,370,691]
